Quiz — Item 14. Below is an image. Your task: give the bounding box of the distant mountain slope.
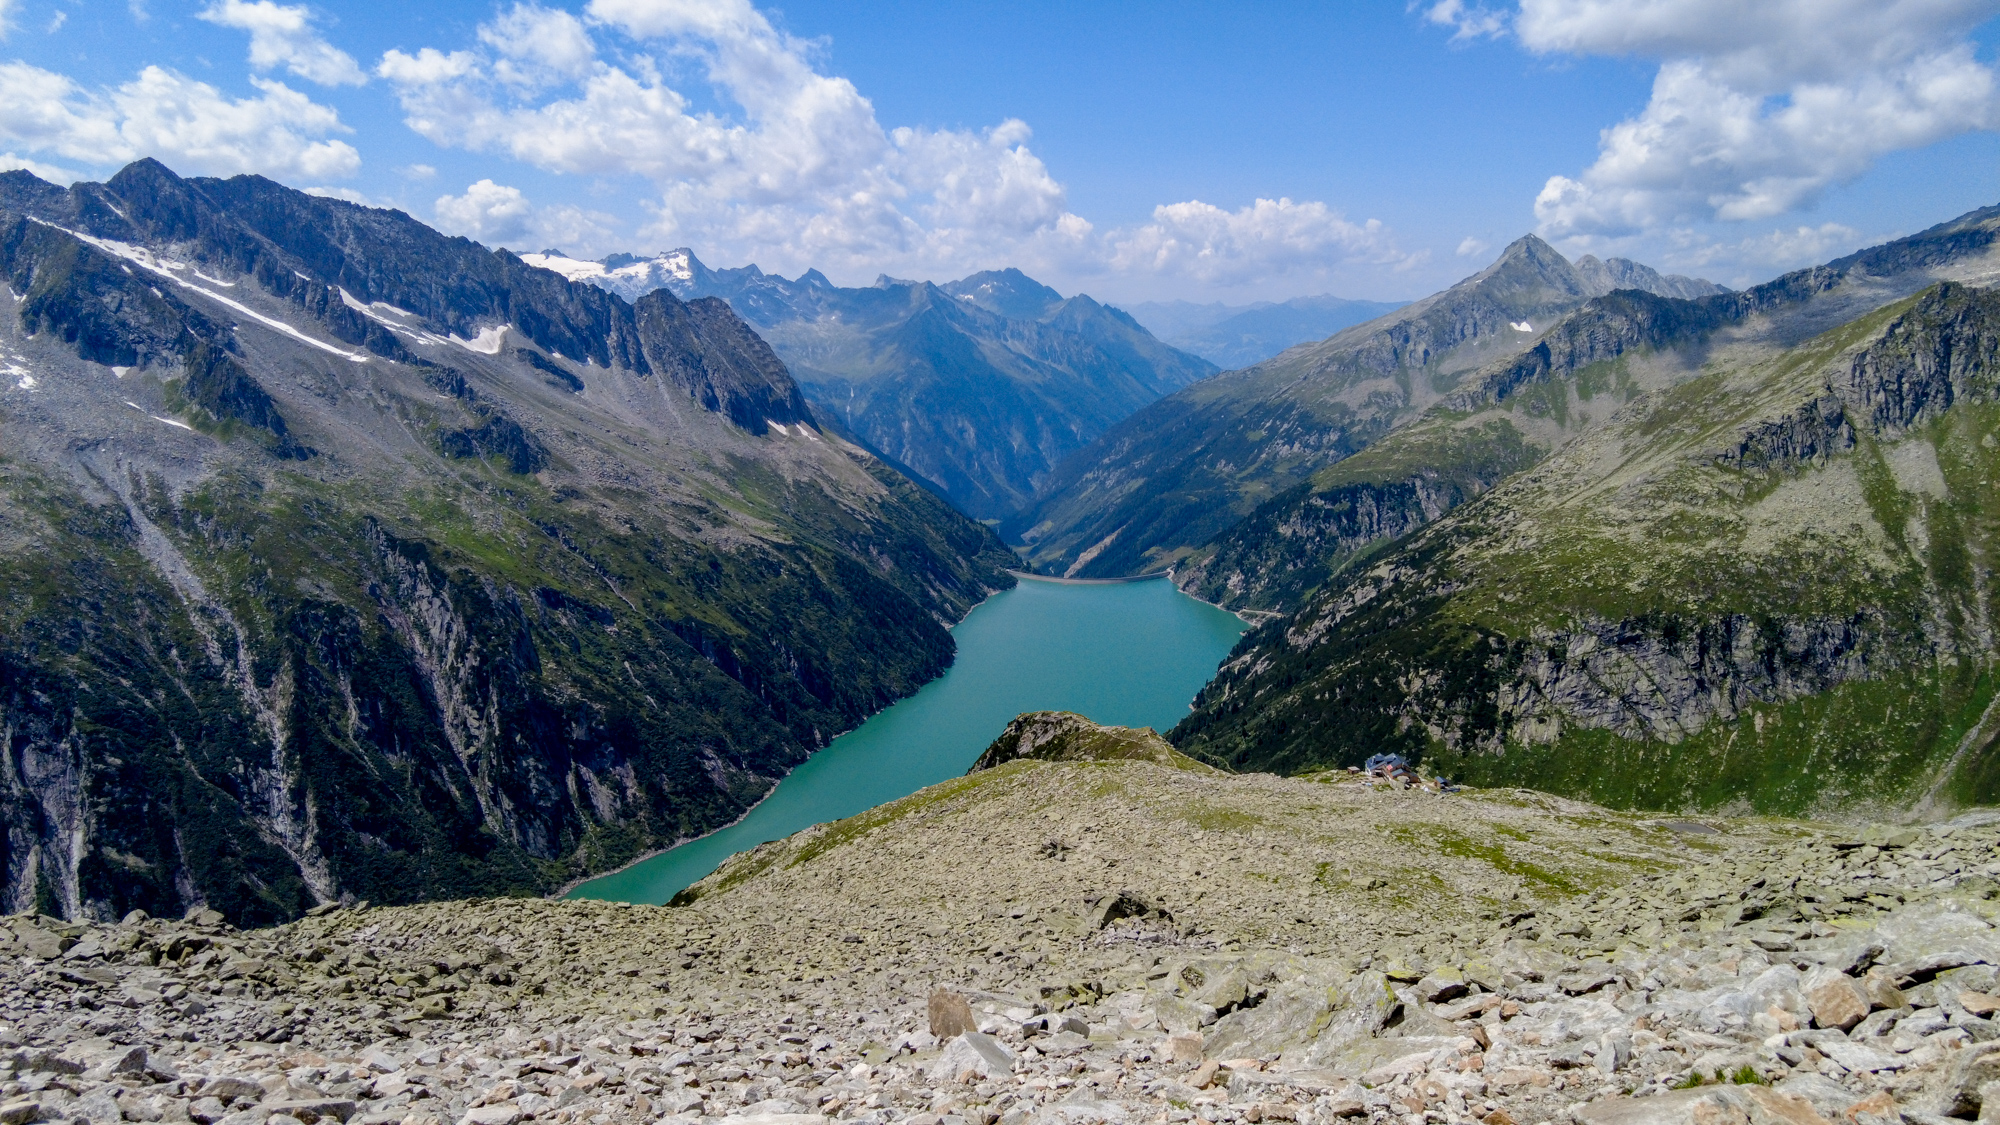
[1175,206,2000,616]
[1008,237,1722,578]
[1571,254,1728,301]
[524,254,1217,520]
[1173,205,2000,817]
[1128,294,1409,368]
[0,159,1016,924]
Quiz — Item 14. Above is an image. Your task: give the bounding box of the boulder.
[1807,978,1868,1031]
[262,1100,356,1124]
[1416,967,1468,1004]
[201,1079,266,1102]
[930,1034,1013,1082]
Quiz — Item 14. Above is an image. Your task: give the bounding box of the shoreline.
[549,780,783,901]
[553,574,1014,901]
[1161,566,1265,628]
[1005,568,1171,585]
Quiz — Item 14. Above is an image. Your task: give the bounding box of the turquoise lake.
[568,575,1248,904]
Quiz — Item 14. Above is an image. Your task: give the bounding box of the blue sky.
[3,0,1999,302]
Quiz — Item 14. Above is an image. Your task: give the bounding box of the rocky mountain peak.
[939,267,1066,320]
[1573,252,1730,300]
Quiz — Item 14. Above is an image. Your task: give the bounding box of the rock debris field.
[9,753,2000,1125]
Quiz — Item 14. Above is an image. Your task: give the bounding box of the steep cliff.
[1174,280,2000,816]
[0,161,1015,924]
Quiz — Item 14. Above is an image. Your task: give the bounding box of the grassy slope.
[1173,285,2000,818]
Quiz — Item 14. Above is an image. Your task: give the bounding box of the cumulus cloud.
[0,0,15,39]
[1456,236,1490,257]
[199,0,367,87]
[434,179,616,255]
[435,179,533,242]
[1422,0,1508,40]
[0,61,360,180]
[1669,221,1868,272]
[376,0,1397,290]
[479,3,596,86]
[0,152,85,184]
[1108,198,1406,285]
[1496,0,2000,238]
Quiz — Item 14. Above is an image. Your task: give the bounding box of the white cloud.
[47,11,64,32]
[434,179,615,255]
[436,179,532,243]
[1108,198,1404,286]
[1456,236,1489,257]
[1669,221,1867,271]
[375,0,1400,292]
[1502,0,2000,238]
[0,0,14,39]
[198,0,367,87]
[0,151,85,184]
[1422,0,1508,40]
[480,3,596,85]
[0,61,360,180]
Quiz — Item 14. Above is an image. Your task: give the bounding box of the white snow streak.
[32,219,370,363]
[450,325,508,354]
[125,401,195,430]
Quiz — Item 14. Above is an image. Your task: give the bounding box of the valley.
[8,156,2000,1125]
[521,253,1214,522]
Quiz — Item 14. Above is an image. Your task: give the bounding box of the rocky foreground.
[7,717,2000,1125]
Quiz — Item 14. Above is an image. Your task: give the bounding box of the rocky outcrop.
[1713,393,1855,470]
[633,291,813,434]
[1448,289,1733,412]
[966,712,1198,772]
[1486,612,1886,749]
[1176,421,1540,612]
[1572,253,1729,300]
[1837,282,2000,438]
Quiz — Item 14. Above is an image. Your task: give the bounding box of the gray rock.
[929,1034,1012,1081]
[70,1089,125,1125]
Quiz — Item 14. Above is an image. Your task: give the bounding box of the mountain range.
[1005,238,1727,578]
[522,251,1216,521]
[1167,204,2000,816]
[1126,294,1411,369]
[11,151,2000,933]
[0,159,1016,922]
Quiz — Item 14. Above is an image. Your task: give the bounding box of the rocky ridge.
[520,252,1216,521]
[1170,272,2000,813]
[7,734,2000,1125]
[0,160,1016,923]
[1171,206,2000,616]
[1007,238,1722,582]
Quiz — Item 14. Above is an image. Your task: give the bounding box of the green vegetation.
[1174,277,2000,817]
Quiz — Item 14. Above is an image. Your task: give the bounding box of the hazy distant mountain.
[1571,254,1728,300]
[525,253,1218,520]
[1008,237,1728,578]
[1128,295,1410,369]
